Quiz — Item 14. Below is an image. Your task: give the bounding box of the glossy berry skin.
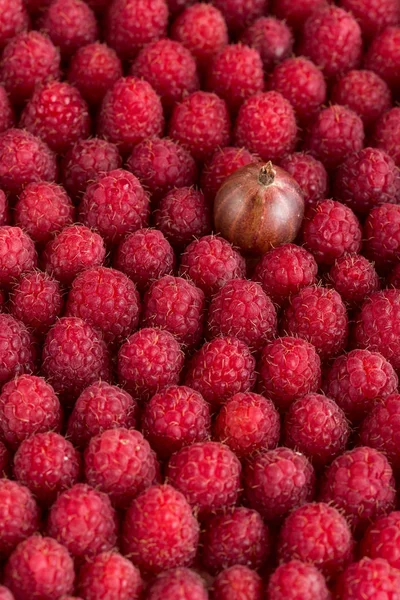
[146,568,208,600]
[200,146,257,203]
[372,107,400,167]
[328,254,380,308]
[0,317,35,387]
[0,481,40,558]
[364,27,400,93]
[360,394,400,471]
[335,557,400,600]
[279,154,328,210]
[0,226,37,289]
[211,0,266,34]
[76,552,143,600]
[0,0,29,50]
[360,511,400,570]
[363,204,400,269]
[241,17,293,73]
[0,86,14,133]
[340,0,400,39]
[212,565,263,600]
[42,0,98,58]
[267,560,331,600]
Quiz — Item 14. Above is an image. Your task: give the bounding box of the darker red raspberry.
[0,0,29,50]
[0,481,39,558]
[267,560,331,600]
[212,566,263,600]
[0,227,37,289]
[279,154,328,210]
[0,316,35,387]
[364,27,400,93]
[340,0,399,39]
[363,204,400,269]
[360,511,400,569]
[241,17,293,73]
[0,86,14,133]
[211,0,266,34]
[372,107,400,167]
[271,0,326,30]
[328,254,380,307]
[335,557,400,599]
[146,568,208,600]
[76,552,143,600]
[42,0,98,58]
[360,394,400,470]
[200,146,257,202]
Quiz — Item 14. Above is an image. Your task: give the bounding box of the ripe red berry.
[0,226,37,289]
[200,146,257,202]
[364,26,400,93]
[241,17,294,73]
[340,0,400,39]
[360,511,400,570]
[0,481,40,558]
[76,552,143,600]
[360,394,400,470]
[279,154,328,210]
[327,254,380,307]
[335,557,400,600]
[211,0,266,34]
[372,107,400,167]
[0,317,35,387]
[267,560,331,600]
[42,0,98,58]
[212,566,262,600]
[146,568,208,600]
[0,0,29,50]
[271,0,326,30]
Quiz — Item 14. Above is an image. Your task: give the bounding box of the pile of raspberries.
[0,0,400,597]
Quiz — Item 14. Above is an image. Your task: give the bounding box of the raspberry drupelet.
[0,316,35,387]
[200,146,257,203]
[271,0,326,30]
[364,27,400,93]
[212,566,263,600]
[267,560,331,600]
[360,511,400,569]
[327,254,380,308]
[279,154,328,210]
[0,480,40,558]
[0,86,14,134]
[240,17,294,73]
[0,226,37,289]
[372,107,400,167]
[76,552,143,600]
[363,204,400,269]
[41,0,98,58]
[146,568,208,600]
[360,394,400,470]
[211,0,266,34]
[0,0,29,51]
[340,0,400,39]
[335,557,400,599]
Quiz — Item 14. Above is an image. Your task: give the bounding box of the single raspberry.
[0,587,14,600]
[271,0,326,30]
[142,385,211,458]
[118,327,184,400]
[0,441,10,476]
[363,204,400,269]
[169,91,230,162]
[327,254,380,307]
[0,32,60,104]
[240,17,294,73]
[372,107,400,167]
[200,146,257,202]
[67,42,123,106]
[364,27,400,93]
[234,91,297,162]
[278,502,354,579]
[206,43,264,114]
[202,507,270,572]
[0,0,29,50]
[170,3,228,67]
[0,190,8,225]
[267,560,331,600]
[0,129,57,196]
[279,154,328,210]
[13,432,81,505]
[43,225,106,285]
[179,235,246,297]
[0,316,35,387]
[305,105,365,170]
[0,227,37,289]
[105,0,168,60]
[98,77,164,155]
[141,276,205,348]
[122,484,199,574]
[360,511,400,569]
[211,0,266,34]
[146,568,208,600]
[212,565,263,600]
[300,5,362,79]
[42,317,111,399]
[335,557,400,599]
[4,536,74,600]
[0,481,40,558]
[14,182,75,245]
[76,552,143,600]
[42,0,98,58]
[166,441,241,514]
[340,0,399,39]
[0,86,14,133]
[360,394,400,470]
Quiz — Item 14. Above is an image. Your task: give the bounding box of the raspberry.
[212,565,263,600]
[0,85,13,132]
[20,81,90,155]
[241,17,294,73]
[211,0,266,34]
[0,190,8,225]
[48,483,118,560]
[13,432,81,505]
[0,32,60,104]
[131,39,199,112]
[300,5,362,79]
[320,446,396,532]
[179,235,246,297]
[305,105,365,170]
[67,42,123,106]
[43,225,106,285]
[0,227,37,289]
[66,381,138,448]
[14,182,75,245]
[0,481,39,558]
[201,507,270,572]
[105,0,168,60]
[243,447,315,521]
[340,0,400,39]
[0,129,56,196]
[360,511,400,569]
[118,327,184,400]
[166,441,241,514]
[372,107,400,167]
[42,0,98,58]
[142,385,211,458]
[0,316,35,387]
[363,204,400,269]
[323,349,398,422]
[146,568,208,600]
[327,254,380,307]
[277,503,354,579]
[122,484,199,574]
[267,560,331,600]
[154,187,211,248]
[335,557,400,599]
[170,3,228,67]
[126,138,197,204]
[4,536,74,600]
[331,70,392,128]
[271,0,326,30]
[279,154,328,210]
[364,27,400,93]
[141,276,205,348]
[42,317,111,399]
[0,587,14,600]
[76,552,143,600]
[200,146,257,202]
[0,0,29,50]
[98,77,164,155]
[302,200,362,265]
[234,91,297,162]
[360,394,400,470]
[206,43,264,114]
[169,91,230,162]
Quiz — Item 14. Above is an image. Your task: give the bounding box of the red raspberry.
[331,70,392,128]
[42,0,98,58]
[206,43,264,114]
[277,502,354,579]
[271,0,326,30]
[14,182,75,245]
[279,154,328,210]
[105,0,168,60]
[0,587,14,600]
[154,187,211,248]
[364,27,400,93]
[305,105,365,170]
[76,552,143,600]
[267,560,331,600]
[0,481,39,558]
[0,129,57,196]
[43,225,106,285]
[300,5,362,79]
[363,204,400,269]
[118,327,184,400]
[200,146,257,202]
[169,91,230,162]
[122,484,200,574]
[4,536,74,600]
[0,227,37,289]
[0,316,35,387]
[42,317,111,399]
[146,568,208,600]
[360,394,400,470]
[211,0,266,34]
[340,0,399,39]
[202,507,270,572]
[13,432,81,505]
[243,447,315,521]
[335,557,400,599]
[372,107,400,167]
[166,441,241,514]
[0,0,29,50]
[170,3,228,68]
[142,385,211,458]
[0,85,13,133]
[212,565,263,600]
[234,91,297,162]
[67,43,123,106]
[241,17,294,73]
[142,276,205,348]
[0,32,60,104]
[0,190,8,225]
[327,254,380,307]
[179,235,246,297]
[360,511,400,569]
